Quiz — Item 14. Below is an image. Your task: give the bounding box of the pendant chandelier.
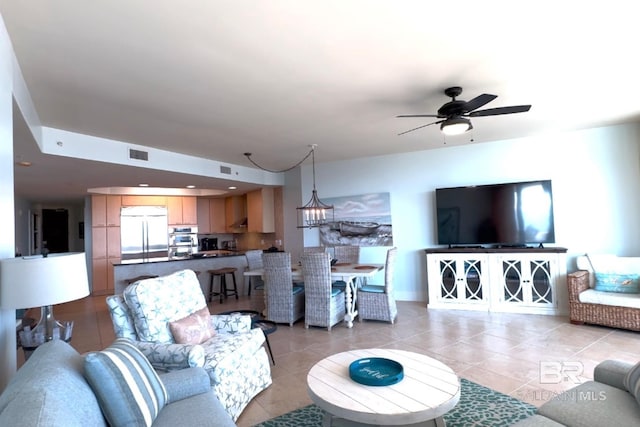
[244,144,334,229]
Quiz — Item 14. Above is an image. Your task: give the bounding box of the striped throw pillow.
[84,338,168,427]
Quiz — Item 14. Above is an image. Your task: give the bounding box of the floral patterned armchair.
[106,269,271,421]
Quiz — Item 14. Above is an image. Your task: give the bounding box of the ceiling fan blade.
[468,105,531,117]
[398,120,443,136]
[396,114,441,118]
[463,94,497,112]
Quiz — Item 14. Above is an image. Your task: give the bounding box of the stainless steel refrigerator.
[120,206,169,261]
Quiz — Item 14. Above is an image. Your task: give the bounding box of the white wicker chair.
[301,252,346,331]
[333,245,360,263]
[263,252,305,327]
[332,245,361,290]
[245,249,265,296]
[303,246,327,254]
[357,247,398,324]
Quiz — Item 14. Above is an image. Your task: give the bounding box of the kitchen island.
[112,250,249,296]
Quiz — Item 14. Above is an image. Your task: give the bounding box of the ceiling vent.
[220,165,232,175]
[129,149,149,161]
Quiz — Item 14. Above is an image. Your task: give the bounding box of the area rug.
[254,378,536,427]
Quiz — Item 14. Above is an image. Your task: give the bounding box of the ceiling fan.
[397,86,531,136]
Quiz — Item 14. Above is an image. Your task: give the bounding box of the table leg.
[343,277,357,328]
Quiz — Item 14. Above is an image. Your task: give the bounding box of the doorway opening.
[42,209,69,253]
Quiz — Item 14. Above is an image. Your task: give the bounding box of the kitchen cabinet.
[91,195,107,227]
[247,188,275,233]
[210,198,226,233]
[225,195,247,233]
[168,196,197,226]
[106,196,121,226]
[91,217,121,296]
[197,198,212,233]
[121,195,167,207]
[92,195,122,226]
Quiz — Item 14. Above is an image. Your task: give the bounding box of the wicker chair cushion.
[360,284,385,293]
[586,254,640,292]
[579,289,640,309]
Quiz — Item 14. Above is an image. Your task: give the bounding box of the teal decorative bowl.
[349,357,404,386]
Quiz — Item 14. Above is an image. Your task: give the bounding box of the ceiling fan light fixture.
[440,117,472,135]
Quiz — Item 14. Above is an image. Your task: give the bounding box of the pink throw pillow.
[168,307,216,345]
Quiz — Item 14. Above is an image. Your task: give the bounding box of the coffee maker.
[200,237,218,251]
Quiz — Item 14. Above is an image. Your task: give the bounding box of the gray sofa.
[513,360,640,426]
[0,340,235,427]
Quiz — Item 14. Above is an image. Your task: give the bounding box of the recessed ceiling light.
[228,186,237,190]
[186,185,196,189]
[17,161,32,167]
[139,183,149,187]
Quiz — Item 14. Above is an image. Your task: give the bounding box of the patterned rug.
[254,378,536,427]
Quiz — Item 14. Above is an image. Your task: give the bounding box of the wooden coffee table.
[307,348,460,426]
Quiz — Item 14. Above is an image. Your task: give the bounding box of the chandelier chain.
[243,145,316,173]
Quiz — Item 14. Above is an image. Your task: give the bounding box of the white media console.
[425,247,568,315]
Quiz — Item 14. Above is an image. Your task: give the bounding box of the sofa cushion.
[624,361,640,405]
[124,269,207,343]
[0,340,107,427]
[169,306,217,345]
[594,272,640,293]
[537,380,640,426]
[84,338,168,427]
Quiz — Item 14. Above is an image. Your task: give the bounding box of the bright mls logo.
[539,361,584,384]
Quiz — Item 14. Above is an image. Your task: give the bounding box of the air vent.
[129,149,149,161]
[220,165,232,175]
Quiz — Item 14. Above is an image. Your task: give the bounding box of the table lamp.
[0,252,90,346]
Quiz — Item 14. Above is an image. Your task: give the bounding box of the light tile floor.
[26,295,640,427]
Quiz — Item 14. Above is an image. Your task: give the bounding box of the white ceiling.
[3,1,640,202]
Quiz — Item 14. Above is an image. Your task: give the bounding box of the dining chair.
[331,245,361,291]
[263,252,305,327]
[245,249,265,296]
[303,246,327,254]
[357,247,398,324]
[333,245,360,263]
[300,252,346,331]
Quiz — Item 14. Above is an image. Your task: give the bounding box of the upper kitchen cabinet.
[225,195,247,233]
[121,195,167,207]
[197,198,227,234]
[247,188,275,233]
[168,196,197,226]
[92,195,122,227]
[197,198,212,233]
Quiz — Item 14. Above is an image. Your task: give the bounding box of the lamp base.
[18,306,74,349]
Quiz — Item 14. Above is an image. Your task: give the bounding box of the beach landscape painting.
[320,192,393,247]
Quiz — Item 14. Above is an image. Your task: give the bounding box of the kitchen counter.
[112,250,249,295]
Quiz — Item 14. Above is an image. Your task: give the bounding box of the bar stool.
[207,267,239,303]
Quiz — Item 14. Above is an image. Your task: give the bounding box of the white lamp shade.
[0,252,90,309]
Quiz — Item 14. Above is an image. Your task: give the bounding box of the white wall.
[0,13,16,391]
[297,123,640,302]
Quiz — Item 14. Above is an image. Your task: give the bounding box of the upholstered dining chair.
[245,249,265,296]
[301,252,346,331]
[357,247,398,324]
[263,252,305,326]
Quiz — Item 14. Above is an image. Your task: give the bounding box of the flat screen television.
[435,180,556,247]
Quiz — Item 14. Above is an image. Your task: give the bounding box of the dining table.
[243,262,384,328]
